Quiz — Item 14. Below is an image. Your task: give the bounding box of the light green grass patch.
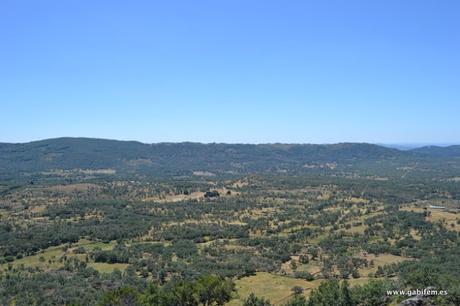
[88,262,128,273]
[228,272,322,306]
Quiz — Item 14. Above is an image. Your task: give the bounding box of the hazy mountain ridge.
[409,145,460,157]
[0,137,459,179]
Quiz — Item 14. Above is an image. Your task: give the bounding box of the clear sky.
[1,0,459,144]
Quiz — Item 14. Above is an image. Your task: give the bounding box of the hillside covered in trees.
[1,138,460,180]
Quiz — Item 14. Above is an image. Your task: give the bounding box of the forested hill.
[409,145,460,158]
[0,137,459,179]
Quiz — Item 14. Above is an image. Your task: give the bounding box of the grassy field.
[228,272,323,306]
[357,253,410,276]
[75,239,118,251]
[0,239,118,273]
[88,262,128,273]
[227,272,388,306]
[2,244,65,270]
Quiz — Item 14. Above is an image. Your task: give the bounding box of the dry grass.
[228,272,322,306]
[89,262,128,273]
[231,179,249,188]
[357,253,411,276]
[143,191,204,203]
[228,272,376,306]
[143,187,238,203]
[343,223,368,234]
[316,191,332,200]
[346,197,370,204]
[0,240,118,273]
[193,171,216,177]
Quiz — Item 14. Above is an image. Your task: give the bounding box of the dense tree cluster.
[98,275,234,306]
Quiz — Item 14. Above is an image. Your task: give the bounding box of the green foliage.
[293,271,315,281]
[280,279,395,306]
[2,137,460,180]
[340,281,353,306]
[398,245,460,305]
[97,275,235,306]
[98,287,140,306]
[196,275,235,306]
[307,279,341,306]
[351,280,392,306]
[243,293,272,306]
[0,262,132,306]
[285,295,307,306]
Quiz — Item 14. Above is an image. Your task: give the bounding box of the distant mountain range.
[0,137,459,180]
[381,143,459,150]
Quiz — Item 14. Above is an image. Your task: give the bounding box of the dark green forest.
[1,137,460,180]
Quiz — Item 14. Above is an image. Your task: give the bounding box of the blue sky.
[1,0,459,144]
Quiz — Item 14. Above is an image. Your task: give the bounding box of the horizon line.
[1,136,459,148]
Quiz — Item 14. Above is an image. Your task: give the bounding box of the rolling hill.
[0,138,459,180]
